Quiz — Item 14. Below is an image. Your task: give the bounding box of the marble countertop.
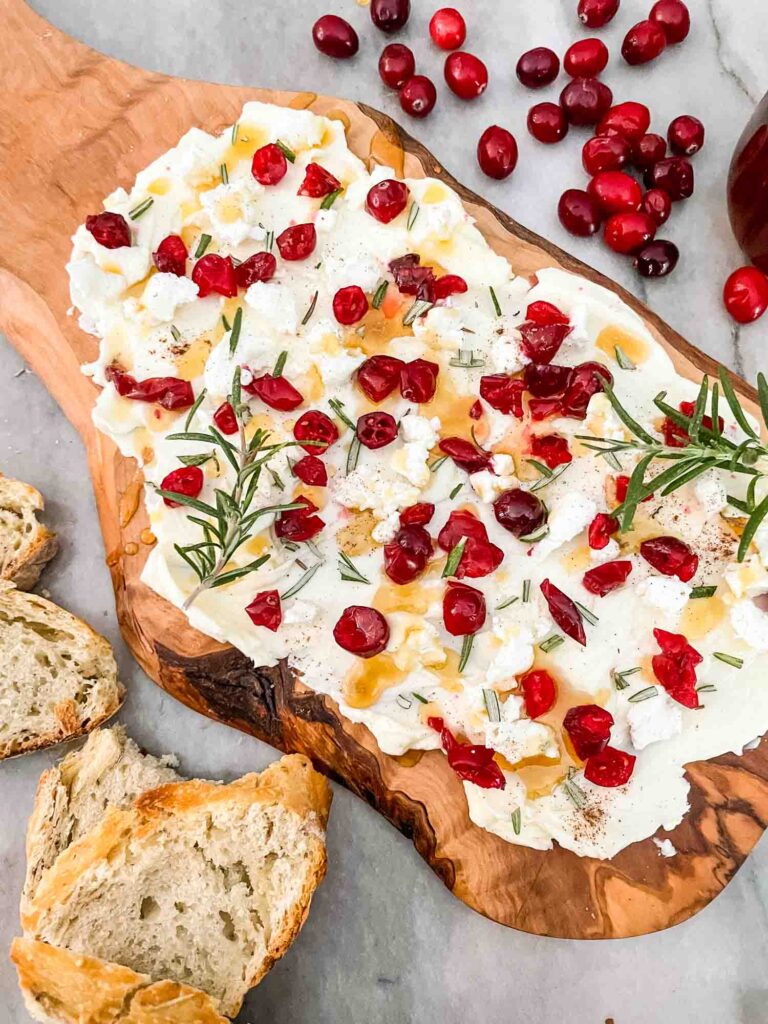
[2,1,768,1020]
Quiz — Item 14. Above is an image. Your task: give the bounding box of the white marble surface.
[2,1,768,1020]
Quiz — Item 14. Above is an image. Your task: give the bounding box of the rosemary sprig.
[458,633,475,672]
[275,139,296,162]
[483,688,501,722]
[406,202,420,231]
[281,561,323,600]
[320,188,343,210]
[194,234,212,258]
[372,280,388,309]
[128,197,153,220]
[442,538,467,578]
[228,307,243,356]
[511,807,522,835]
[489,286,502,317]
[403,299,433,326]
[338,552,370,584]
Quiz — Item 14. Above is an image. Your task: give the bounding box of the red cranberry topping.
[429,7,466,50]
[641,536,698,582]
[434,274,468,300]
[443,581,486,635]
[668,115,705,157]
[400,502,435,526]
[588,512,619,549]
[245,590,282,632]
[519,321,572,364]
[334,605,390,658]
[428,717,506,790]
[563,704,613,760]
[528,103,569,145]
[378,43,416,88]
[530,433,572,469]
[650,0,690,44]
[160,466,204,508]
[105,367,193,410]
[560,77,613,126]
[652,627,702,708]
[527,301,569,325]
[333,285,368,325]
[588,171,642,214]
[541,579,587,646]
[366,179,409,223]
[444,51,488,101]
[598,102,651,141]
[622,19,667,65]
[633,133,668,171]
[528,396,564,421]
[384,524,433,585]
[275,496,325,543]
[438,436,492,474]
[453,536,504,580]
[521,669,557,719]
[252,143,288,186]
[293,455,328,487]
[192,254,237,298]
[524,362,572,397]
[516,47,560,89]
[356,411,398,449]
[493,489,547,538]
[564,38,609,78]
[370,0,410,33]
[558,189,603,237]
[245,373,304,412]
[615,473,655,502]
[470,399,483,419]
[634,240,680,278]
[312,14,359,58]
[153,235,187,276]
[400,75,438,119]
[276,223,317,261]
[357,354,405,402]
[85,212,131,249]
[298,162,341,198]
[723,266,768,324]
[604,211,657,254]
[437,509,488,552]
[582,559,633,596]
[294,410,339,454]
[560,361,612,418]
[477,126,519,180]
[584,746,636,787]
[640,188,672,226]
[578,0,620,28]
[389,253,435,300]
[646,157,694,200]
[400,359,439,403]
[583,135,632,175]
[234,251,277,288]
[480,375,526,417]
[213,401,238,435]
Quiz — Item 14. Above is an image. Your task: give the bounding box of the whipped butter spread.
[68,101,768,859]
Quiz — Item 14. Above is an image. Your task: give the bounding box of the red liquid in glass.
[728,95,768,273]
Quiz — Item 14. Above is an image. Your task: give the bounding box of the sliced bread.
[0,583,124,760]
[0,473,58,590]
[11,937,227,1024]
[22,752,332,1018]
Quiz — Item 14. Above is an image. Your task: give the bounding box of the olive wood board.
[2,0,767,940]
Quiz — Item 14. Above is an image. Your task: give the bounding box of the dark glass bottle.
[728,95,768,273]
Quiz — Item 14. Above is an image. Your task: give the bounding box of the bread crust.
[0,474,58,590]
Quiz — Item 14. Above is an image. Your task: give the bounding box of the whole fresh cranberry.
[400,75,437,118]
[333,285,368,325]
[378,43,415,88]
[276,224,317,261]
[622,19,667,65]
[641,187,673,226]
[252,143,287,185]
[160,466,204,508]
[645,157,694,200]
[357,354,404,402]
[312,14,359,58]
[650,0,690,44]
[588,170,642,214]
[668,115,705,156]
[604,211,657,254]
[85,212,131,249]
[370,0,410,33]
[493,489,547,538]
[528,103,569,144]
[598,102,651,141]
[429,7,466,50]
[477,126,518,179]
[558,189,603,236]
[334,606,390,657]
[234,251,277,288]
[634,240,679,278]
[723,267,768,324]
[366,179,409,223]
[632,133,667,171]
[578,0,620,28]
[560,77,613,126]
[444,51,489,100]
[564,38,609,78]
[153,235,187,276]
[582,135,632,174]
[443,581,486,636]
[516,47,560,89]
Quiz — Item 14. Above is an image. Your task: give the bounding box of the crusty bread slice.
[11,937,227,1024]
[23,726,180,913]
[0,583,124,760]
[23,753,332,1018]
[0,473,58,590]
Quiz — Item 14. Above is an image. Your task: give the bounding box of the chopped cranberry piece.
[560,77,613,127]
[85,211,131,249]
[400,75,438,119]
[334,605,390,658]
[428,716,506,790]
[521,669,557,720]
[275,496,325,542]
[357,355,405,402]
[633,133,668,171]
[583,135,633,175]
[357,411,399,450]
[160,465,204,508]
[400,359,439,403]
[105,367,194,410]
[640,536,699,582]
[293,455,328,486]
[333,285,368,325]
[379,43,416,89]
[192,254,237,297]
[588,512,619,550]
[528,397,565,421]
[298,162,341,198]
[529,433,572,469]
[252,143,288,186]
[454,537,504,580]
[662,398,725,448]
[622,19,667,66]
[400,502,435,526]
[153,234,187,276]
[477,126,519,180]
[469,400,483,420]
[527,301,569,326]
[245,590,282,632]
[598,102,652,142]
[493,489,547,539]
[615,475,654,504]
[561,361,612,418]
[245,373,304,411]
[652,627,702,708]
[294,410,339,454]
[434,274,468,300]
[444,51,488,101]
[540,578,587,646]
[563,704,613,760]
[312,14,359,58]
[564,38,609,78]
[276,223,317,261]
[234,251,277,288]
[443,581,486,635]
[439,436,492,474]
[479,375,526,417]
[519,321,572,364]
[384,524,433,585]
[213,401,238,435]
[523,362,572,397]
[366,179,409,223]
[389,254,436,300]
[582,560,633,596]
[584,746,636,787]
[438,509,488,552]
[429,7,466,50]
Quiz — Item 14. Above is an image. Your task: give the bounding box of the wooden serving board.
[3,0,768,940]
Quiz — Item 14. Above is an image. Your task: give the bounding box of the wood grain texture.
[2,0,768,939]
